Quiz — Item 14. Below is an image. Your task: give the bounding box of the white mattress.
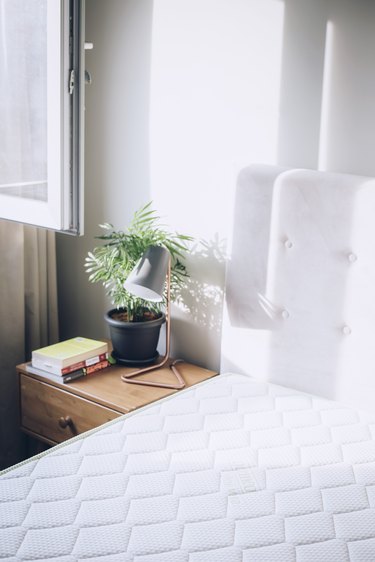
[2,373,375,561]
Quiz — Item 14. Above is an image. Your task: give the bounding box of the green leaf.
[85,201,193,318]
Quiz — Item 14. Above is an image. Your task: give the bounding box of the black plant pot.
[105,308,166,365]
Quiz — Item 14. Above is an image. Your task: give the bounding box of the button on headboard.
[221,165,375,411]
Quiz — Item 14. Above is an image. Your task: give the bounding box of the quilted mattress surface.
[2,373,375,561]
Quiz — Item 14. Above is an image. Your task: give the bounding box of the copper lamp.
[120,245,185,389]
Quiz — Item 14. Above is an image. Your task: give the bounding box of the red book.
[61,353,108,375]
[84,359,110,376]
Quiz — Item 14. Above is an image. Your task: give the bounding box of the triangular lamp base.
[120,359,185,389]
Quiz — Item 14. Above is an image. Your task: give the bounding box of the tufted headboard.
[221,165,375,411]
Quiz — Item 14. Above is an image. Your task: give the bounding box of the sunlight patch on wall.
[318,21,334,171]
[149,0,285,240]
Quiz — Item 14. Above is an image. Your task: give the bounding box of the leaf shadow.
[178,234,227,334]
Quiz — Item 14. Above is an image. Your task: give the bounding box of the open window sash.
[0,0,84,234]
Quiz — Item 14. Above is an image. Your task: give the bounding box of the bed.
[2,166,375,561]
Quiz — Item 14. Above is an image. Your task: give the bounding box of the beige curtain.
[0,221,58,469]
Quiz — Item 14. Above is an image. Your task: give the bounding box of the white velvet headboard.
[221,165,375,411]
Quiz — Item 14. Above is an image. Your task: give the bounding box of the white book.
[25,364,86,384]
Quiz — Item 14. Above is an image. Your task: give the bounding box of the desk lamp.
[120,245,185,389]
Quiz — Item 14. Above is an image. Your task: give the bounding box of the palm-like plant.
[85,203,193,321]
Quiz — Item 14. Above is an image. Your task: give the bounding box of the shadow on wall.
[225,165,286,331]
[277,0,375,174]
[181,236,226,332]
[170,236,226,370]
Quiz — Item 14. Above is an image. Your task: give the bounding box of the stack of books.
[26,337,110,383]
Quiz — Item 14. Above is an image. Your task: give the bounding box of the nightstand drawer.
[20,374,121,444]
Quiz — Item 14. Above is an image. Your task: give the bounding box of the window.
[0,0,85,233]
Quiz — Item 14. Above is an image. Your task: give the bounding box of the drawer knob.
[58,415,73,429]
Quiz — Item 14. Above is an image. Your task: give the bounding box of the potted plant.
[85,203,192,364]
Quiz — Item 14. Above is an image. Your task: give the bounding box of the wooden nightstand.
[17,360,218,448]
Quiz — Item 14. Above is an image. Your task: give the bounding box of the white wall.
[57,0,375,372]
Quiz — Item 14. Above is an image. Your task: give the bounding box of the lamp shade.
[124,246,170,302]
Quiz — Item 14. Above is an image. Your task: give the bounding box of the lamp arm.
[164,256,171,359]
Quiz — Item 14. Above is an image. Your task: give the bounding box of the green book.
[32,337,108,372]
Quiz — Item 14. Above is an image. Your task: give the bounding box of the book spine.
[62,370,86,383]
[61,352,108,375]
[85,359,110,375]
[62,359,110,383]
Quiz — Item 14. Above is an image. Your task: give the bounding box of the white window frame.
[0,0,85,234]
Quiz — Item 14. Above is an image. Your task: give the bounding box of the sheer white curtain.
[0,221,58,469]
